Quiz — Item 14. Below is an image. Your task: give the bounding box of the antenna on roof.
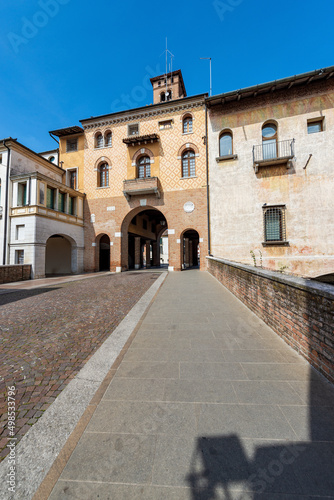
[164,38,174,100]
[200,57,212,96]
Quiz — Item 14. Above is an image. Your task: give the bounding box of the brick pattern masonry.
[207,257,334,384]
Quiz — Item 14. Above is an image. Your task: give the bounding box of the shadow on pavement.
[0,287,59,306]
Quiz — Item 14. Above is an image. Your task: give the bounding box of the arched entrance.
[181,229,200,270]
[45,234,75,275]
[121,207,168,271]
[99,234,110,271]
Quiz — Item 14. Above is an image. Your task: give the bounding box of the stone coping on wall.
[207,256,334,301]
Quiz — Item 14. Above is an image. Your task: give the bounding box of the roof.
[39,149,58,155]
[123,133,159,145]
[80,92,207,124]
[0,138,64,171]
[49,126,84,137]
[206,65,334,107]
[150,69,187,97]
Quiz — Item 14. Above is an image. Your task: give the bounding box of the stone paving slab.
[30,271,334,498]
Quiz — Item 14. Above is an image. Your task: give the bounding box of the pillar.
[134,237,141,270]
[152,241,160,267]
[184,238,190,268]
[189,240,193,267]
[145,240,151,268]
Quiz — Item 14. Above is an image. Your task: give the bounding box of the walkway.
[37,272,334,498]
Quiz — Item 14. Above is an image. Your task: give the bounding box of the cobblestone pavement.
[0,272,160,461]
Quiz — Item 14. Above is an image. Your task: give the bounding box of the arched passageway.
[121,207,168,271]
[45,235,73,275]
[99,234,110,271]
[181,229,200,270]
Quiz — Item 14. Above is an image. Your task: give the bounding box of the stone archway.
[181,229,200,270]
[121,206,168,271]
[45,234,76,276]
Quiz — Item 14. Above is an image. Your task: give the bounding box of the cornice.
[82,99,205,131]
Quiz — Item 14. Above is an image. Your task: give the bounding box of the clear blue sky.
[1,0,333,152]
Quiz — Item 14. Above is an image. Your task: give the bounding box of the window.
[15,225,25,240]
[307,118,324,134]
[95,133,103,148]
[263,205,287,244]
[49,156,55,163]
[262,123,278,160]
[17,182,27,206]
[39,183,45,205]
[128,124,139,136]
[99,163,109,187]
[58,192,66,212]
[105,131,112,147]
[69,196,76,215]
[219,131,233,156]
[46,187,56,209]
[68,169,77,189]
[15,250,24,265]
[182,150,196,178]
[66,138,78,152]
[183,115,193,134]
[159,120,173,130]
[137,156,151,178]
[160,92,166,102]
[166,89,172,101]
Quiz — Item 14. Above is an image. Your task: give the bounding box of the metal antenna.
[200,57,212,96]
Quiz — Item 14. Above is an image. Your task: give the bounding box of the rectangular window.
[68,169,77,189]
[39,183,45,205]
[66,138,78,152]
[46,187,56,209]
[159,120,173,130]
[17,182,27,206]
[307,118,324,134]
[58,192,66,212]
[15,250,24,265]
[69,196,76,215]
[128,124,139,136]
[16,225,25,240]
[263,205,287,244]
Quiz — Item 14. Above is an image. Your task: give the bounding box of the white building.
[0,138,85,278]
[39,148,59,166]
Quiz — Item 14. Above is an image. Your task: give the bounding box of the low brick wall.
[207,256,334,384]
[0,265,31,284]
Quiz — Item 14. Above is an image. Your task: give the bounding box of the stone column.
[134,237,141,270]
[145,240,151,268]
[184,238,190,268]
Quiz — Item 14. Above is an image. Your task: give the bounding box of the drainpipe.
[205,103,212,256]
[3,139,11,265]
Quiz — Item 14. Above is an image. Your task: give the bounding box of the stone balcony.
[123,177,161,201]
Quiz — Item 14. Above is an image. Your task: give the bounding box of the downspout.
[205,102,212,256]
[3,140,11,265]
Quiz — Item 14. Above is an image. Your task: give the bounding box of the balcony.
[253,139,295,173]
[123,177,161,201]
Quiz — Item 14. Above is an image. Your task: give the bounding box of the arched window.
[262,122,278,160]
[183,115,193,134]
[160,92,166,102]
[166,89,172,101]
[95,133,103,149]
[48,156,55,163]
[98,163,109,187]
[137,156,151,178]
[182,150,196,178]
[105,131,112,147]
[219,131,233,157]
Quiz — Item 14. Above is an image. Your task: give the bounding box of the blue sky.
[1,0,333,152]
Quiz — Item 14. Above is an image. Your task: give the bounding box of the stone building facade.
[206,67,334,279]
[56,71,209,272]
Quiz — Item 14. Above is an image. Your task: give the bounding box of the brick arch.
[131,147,154,164]
[94,156,112,169]
[178,143,199,157]
[181,111,194,121]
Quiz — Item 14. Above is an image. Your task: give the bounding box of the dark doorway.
[99,234,110,271]
[182,229,200,270]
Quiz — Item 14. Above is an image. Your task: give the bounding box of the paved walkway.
[40,271,334,499]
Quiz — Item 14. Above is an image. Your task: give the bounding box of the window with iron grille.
[95,133,103,148]
[182,150,196,178]
[66,138,78,152]
[263,205,287,245]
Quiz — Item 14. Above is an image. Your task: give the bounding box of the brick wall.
[0,265,31,284]
[207,256,334,384]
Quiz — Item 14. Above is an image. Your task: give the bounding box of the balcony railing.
[253,139,295,172]
[123,176,161,201]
